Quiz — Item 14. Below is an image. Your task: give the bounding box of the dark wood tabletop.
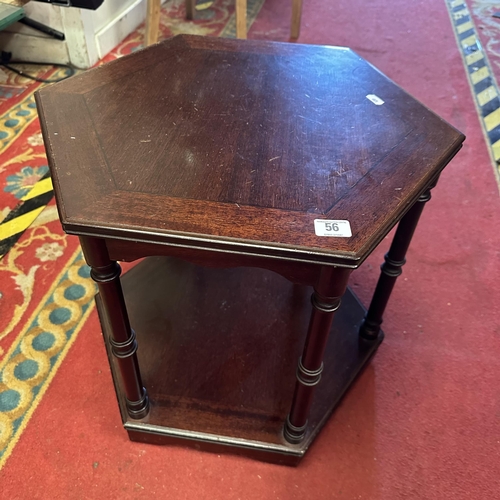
[35,35,464,267]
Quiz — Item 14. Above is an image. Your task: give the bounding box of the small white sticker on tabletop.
[366,94,384,105]
[314,220,352,237]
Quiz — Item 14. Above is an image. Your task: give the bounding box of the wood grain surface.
[99,256,383,463]
[36,35,464,266]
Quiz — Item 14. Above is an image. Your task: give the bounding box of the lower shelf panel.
[97,256,383,465]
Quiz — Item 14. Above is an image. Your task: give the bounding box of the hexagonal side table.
[35,35,464,465]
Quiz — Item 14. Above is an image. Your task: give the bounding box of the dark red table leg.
[80,236,149,419]
[359,184,435,341]
[284,266,352,443]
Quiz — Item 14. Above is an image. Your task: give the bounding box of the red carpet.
[1,0,500,498]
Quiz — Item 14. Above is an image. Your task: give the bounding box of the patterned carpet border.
[0,248,96,470]
[445,0,500,190]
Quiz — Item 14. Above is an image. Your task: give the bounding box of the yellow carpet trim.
[0,301,95,471]
[445,0,500,190]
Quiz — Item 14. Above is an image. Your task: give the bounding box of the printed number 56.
[325,222,339,232]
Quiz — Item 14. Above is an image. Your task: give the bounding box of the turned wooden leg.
[284,266,351,443]
[80,236,149,419]
[359,183,436,341]
[185,0,196,20]
[145,0,161,46]
[290,0,303,41]
[236,0,247,39]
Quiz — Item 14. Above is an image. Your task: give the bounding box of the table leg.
[359,184,435,341]
[284,266,351,443]
[290,0,303,40]
[145,0,161,46]
[80,236,149,419]
[236,0,247,39]
[185,0,195,20]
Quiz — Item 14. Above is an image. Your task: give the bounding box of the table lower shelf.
[97,256,383,465]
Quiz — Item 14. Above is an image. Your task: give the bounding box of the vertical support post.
[145,0,161,46]
[284,266,352,443]
[290,0,303,41]
[236,0,247,39]
[80,236,149,419]
[185,0,196,20]
[359,184,435,341]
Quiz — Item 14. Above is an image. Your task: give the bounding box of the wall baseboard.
[94,0,146,60]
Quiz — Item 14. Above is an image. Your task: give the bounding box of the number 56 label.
[314,219,352,237]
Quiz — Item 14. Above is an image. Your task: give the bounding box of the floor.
[0,0,499,498]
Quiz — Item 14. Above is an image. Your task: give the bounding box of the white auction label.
[314,219,352,237]
[366,94,384,105]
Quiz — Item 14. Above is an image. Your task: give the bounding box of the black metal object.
[19,17,65,40]
[34,0,104,9]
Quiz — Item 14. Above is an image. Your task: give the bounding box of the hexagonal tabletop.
[36,35,464,267]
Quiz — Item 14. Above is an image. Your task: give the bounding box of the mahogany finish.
[285,266,351,443]
[98,257,383,465]
[35,35,463,267]
[35,35,465,464]
[359,183,436,341]
[79,236,149,419]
